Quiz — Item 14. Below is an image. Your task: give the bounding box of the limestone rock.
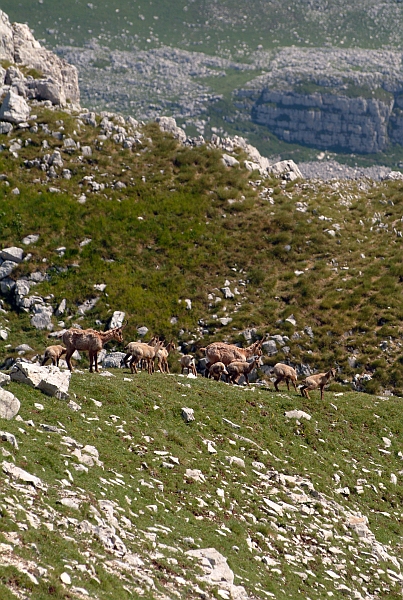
[0,91,30,124]
[0,246,24,263]
[2,460,46,489]
[155,116,186,143]
[9,361,71,399]
[0,387,20,420]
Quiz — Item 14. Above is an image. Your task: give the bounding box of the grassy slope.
[0,105,403,393]
[1,371,403,599]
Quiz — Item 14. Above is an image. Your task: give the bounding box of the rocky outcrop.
[0,10,80,107]
[252,90,393,153]
[238,47,403,154]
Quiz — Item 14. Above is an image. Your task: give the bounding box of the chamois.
[180,355,197,376]
[226,356,261,386]
[125,340,164,374]
[300,368,336,400]
[208,361,228,381]
[41,345,66,367]
[201,338,263,368]
[62,323,126,373]
[272,363,298,393]
[156,340,176,374]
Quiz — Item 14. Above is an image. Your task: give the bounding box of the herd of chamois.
[40,322,336,399]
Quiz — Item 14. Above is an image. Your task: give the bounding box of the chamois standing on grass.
[300,368,337,400]
[272,363,298,393]
[124,339,164,374]
[156,340,176,374]
[200,338,264,369]
[208,361,228,381]
[41,345,66,367]
[122,336,158,371]
[62,323,126,373]
[226,356,261,386]
[180,355,197,376]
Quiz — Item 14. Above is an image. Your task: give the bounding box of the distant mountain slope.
[3,1,403,163]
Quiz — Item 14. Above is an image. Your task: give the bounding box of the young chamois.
[272,363,298,393]
[125,340,164,374]
[180,355,197,376]
[122,336,158,371]
[208,361,228,381]
[41,345,66,367]
[300,368,336,400]
[62,323,126,373]
[200,338,264,369]
[226,356,261,386]
[156,340,176,374]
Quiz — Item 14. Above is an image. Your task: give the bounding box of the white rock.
[0,246,24,263]
[0,387,20,420]
[60,572,71,585]
[0,90,30,124]
[284,409,311,420]
[2,461,45,489]
[9,361,71,399]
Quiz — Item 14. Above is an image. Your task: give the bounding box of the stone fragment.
[0,246,24,263]
[0,387,20,419]
[2,461,46,489]
[284,410,311,421]
[0,90,30,124]
[181,407,195,423]
[0,430,18,449]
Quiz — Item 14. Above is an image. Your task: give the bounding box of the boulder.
[0,91,30,124]
[0,260,18,280]
[155,116,186,143]
[268,159,304,181]
[107,311,125,329]
[30,304,53,330]
[0,11,14,61]
[102,352,126,369]
[0,387,20,419]
[9,361,71,399]
[0,246,24,263]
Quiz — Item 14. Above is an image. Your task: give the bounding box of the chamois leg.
[285,378,290,391]
[130,356,138,374]
[65,350,74,372]
[122,353,131,368]
[320,386,324,401]
[94,351,99,373]
[292,381,298,393]
[274,377,281,392]
[88,351,94,373]
[41,357,48,367]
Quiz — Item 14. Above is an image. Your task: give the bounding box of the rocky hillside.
[4,2,403,159]
[1,366,403,600]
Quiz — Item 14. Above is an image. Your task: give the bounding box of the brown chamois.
[156,340,176,374]
[126,340,164,374]
[272,363,298,393]
[122,336,158,370]
[208,361,228,381]
[41,345,66,367]
[180,355,197,376]
[200,338,264,368]
[62,322,126,373]
[226,356,261,386]
[300,368,337,400]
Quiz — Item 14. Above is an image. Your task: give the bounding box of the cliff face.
[251,89,394,153]
[0,10,80,106]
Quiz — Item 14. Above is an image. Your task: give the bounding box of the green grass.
[1,371,403,598]
[1,104,403,396]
